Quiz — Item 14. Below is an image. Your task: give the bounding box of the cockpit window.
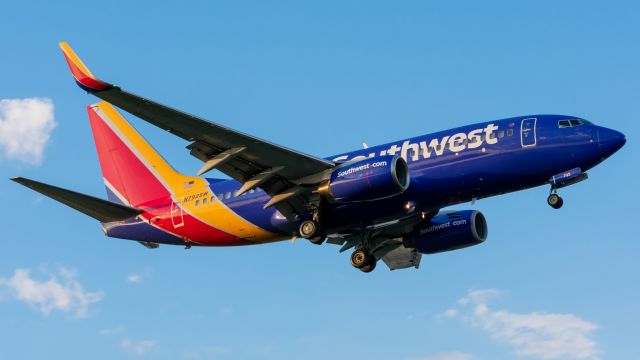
[558,119,590,128]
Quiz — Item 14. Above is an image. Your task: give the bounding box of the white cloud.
[121,338,155,356]
[0,267,103,318]
[0,98,56,164]
[127,274,144,283]
[100,325,125,336]
[447,289,599,360]
[443,309,459,318]
[407,352,474,360]
[127,269,152,284]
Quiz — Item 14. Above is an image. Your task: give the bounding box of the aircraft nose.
[597,127,626,159]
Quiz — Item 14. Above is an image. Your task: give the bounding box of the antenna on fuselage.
[362,143,369,149]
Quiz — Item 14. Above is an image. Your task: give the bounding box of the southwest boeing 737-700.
[11,42,626,272]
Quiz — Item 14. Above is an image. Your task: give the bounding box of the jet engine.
[404,210,488,254]
[318,155,410,202]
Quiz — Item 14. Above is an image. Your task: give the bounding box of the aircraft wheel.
[547,194,564,209]
[299,220,321,239]
[359,258,377,273]
[308,236,325,245]
[350,249,371,269]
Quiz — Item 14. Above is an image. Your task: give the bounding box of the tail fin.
[88,101,195,207]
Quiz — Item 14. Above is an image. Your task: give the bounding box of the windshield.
[558,119,591,128]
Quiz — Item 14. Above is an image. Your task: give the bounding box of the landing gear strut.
[350,249,377,273]
[547,191,564,209]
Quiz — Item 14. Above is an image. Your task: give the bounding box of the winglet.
[59,41,114,92]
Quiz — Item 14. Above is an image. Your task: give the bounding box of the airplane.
[11,42,626,273]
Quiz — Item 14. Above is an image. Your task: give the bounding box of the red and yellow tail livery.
[88,101,279,246]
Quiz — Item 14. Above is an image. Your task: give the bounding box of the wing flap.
[11,177,142,223]
[381,246,422,270]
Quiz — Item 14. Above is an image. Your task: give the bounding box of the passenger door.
[521,118,537,147]
[170,200,184,229]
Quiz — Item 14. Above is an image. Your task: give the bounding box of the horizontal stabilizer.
[11,177,142,222]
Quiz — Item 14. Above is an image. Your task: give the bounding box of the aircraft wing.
[59,42,335,218]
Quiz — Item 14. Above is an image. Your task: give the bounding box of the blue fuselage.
[206,115,625,236]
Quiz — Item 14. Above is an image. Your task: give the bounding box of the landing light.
[404,201,416,213]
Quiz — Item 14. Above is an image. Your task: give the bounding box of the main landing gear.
[299,219,325,245]
[547,190,564,209]
[350,249,377,273]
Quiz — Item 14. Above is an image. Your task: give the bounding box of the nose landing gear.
[546,168,589,209]
[547,191,564,209]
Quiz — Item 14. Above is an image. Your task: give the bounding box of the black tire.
[350,249,370,269]
[359,258,377,273]
[299,220,320,239]
[308,235,325,245]
[547,194,563,209]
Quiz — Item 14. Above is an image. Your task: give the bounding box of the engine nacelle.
[404,210,488,254]
[319,155,410,203]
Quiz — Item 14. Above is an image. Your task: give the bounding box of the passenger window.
[225,192,231,199]
[211,196,215,203]
[218,194,223,199]
[195,200,200,206]
[249,189,255,194]
[498,131,504,138]
[507,129,514,136]
[489,132,496,139]
[203,198,207,205]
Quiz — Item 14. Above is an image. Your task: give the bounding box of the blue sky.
[0,1,638,359]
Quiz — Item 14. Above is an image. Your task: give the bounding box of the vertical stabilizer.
[88,101,194,207]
